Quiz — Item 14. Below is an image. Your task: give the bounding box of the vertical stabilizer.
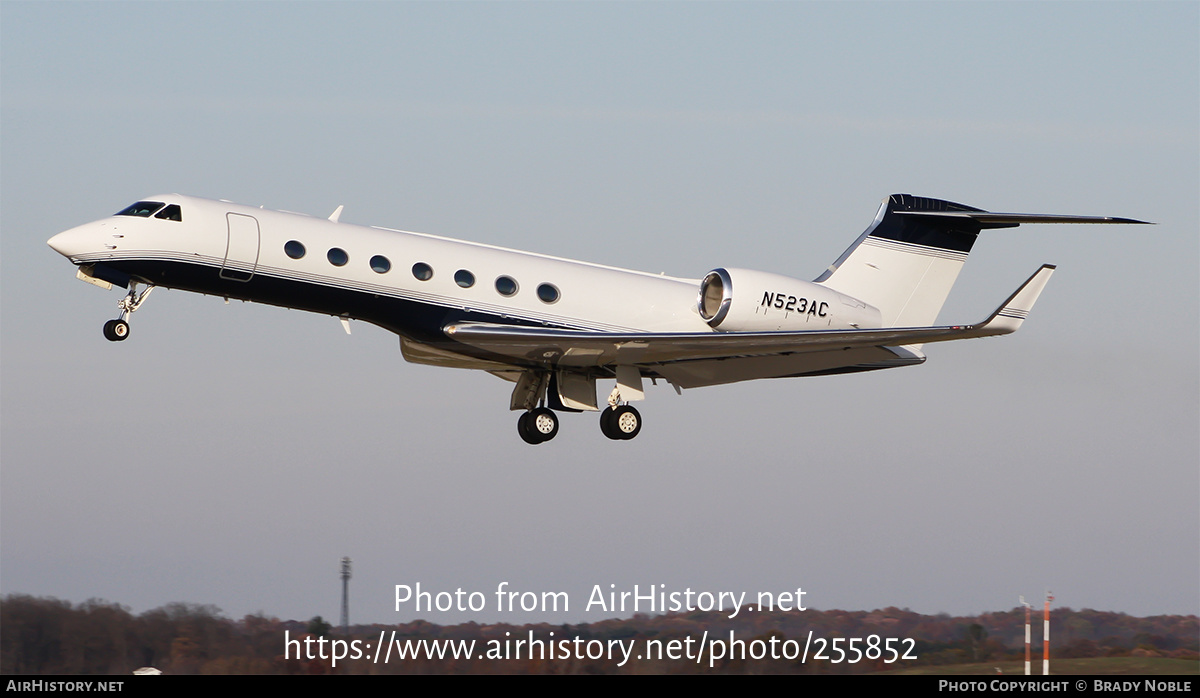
[814,194,998,328]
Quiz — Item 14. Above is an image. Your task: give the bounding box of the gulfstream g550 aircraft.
[48,193,1148,443]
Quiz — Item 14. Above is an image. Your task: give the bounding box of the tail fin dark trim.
[868,194,988,253]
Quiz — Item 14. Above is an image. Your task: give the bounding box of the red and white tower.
[1043,591,1054,675]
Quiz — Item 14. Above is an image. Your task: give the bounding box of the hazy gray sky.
[2,1,1196,626]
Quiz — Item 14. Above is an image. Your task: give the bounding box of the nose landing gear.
[103,281,154,342]
[102,319,130,341]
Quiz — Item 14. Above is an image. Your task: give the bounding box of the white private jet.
[48,193,1148,443]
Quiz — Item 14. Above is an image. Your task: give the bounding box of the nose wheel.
[518,407,559,444]
[102,282,154,342]
[102,319,130,341]
[600,405,641,440]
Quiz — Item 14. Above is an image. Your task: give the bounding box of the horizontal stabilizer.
[971,264,1055,335]
[896,211,1152,228]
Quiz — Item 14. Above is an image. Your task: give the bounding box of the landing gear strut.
[103,282,154,342]
[518,407,559,444]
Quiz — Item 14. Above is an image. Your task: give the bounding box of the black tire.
[600,406,621,440]
[103,319,130,342]
[517,412,541,445]
[612,405,641,440]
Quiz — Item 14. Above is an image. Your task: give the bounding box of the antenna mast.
[340,556,352,635]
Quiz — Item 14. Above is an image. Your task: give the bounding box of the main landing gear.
[600,404,641,440]
[102,281,154,342]
[599,384,641,441]
[515,404,643,444]
[518,407,559,445]
[514,403,643,444]
[511,372,645,444]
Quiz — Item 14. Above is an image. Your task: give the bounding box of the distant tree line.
[2,594,1195,675]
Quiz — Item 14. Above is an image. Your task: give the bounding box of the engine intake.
[697,267,881,332]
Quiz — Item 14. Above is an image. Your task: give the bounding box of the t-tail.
[814,194,1150,328]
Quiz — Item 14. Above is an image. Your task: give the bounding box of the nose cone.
[47,230,74,256]
[48,222,103,259]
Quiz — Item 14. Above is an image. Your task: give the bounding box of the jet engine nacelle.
[697,267,881,331]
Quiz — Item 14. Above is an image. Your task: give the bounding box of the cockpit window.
[154,204,182,221]
[115,201,165,217]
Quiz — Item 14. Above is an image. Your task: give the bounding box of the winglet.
[974,264,1056,335]
[329,205,344,223]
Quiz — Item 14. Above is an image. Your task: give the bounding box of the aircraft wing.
[444,265,1055,369]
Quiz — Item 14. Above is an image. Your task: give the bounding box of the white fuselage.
[48,194,875,343]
